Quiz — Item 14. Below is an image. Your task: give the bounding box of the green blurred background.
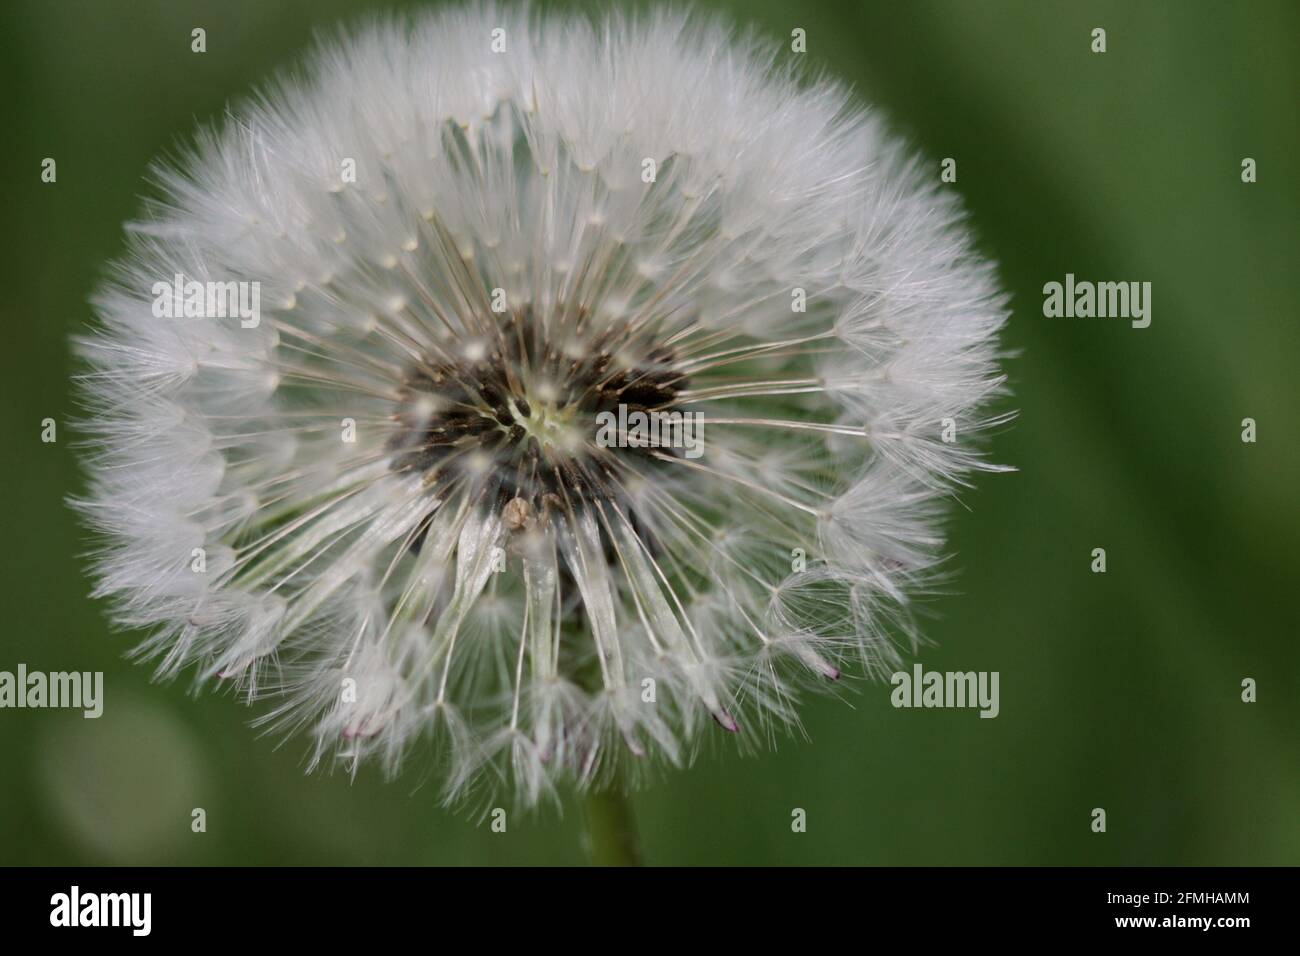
[1,0,1296,865]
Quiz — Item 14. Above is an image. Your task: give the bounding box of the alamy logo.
[1042,273,1151,328]
[0,664,103,718]
[890,664,999,718]
[151,273,261,328]
[594,404,704,459]
[50,886,151,936]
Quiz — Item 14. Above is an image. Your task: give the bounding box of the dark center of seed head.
[386,311,685,517]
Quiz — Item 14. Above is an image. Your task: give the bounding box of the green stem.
[582,785,642,866]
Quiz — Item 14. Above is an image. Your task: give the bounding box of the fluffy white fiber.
[74,3,1010,805]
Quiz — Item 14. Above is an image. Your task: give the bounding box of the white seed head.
[73,4,1010,806]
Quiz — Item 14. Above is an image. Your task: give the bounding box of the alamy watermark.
[890,664,999,718]
[0,664,103,718]
[50,887,150,936]
[151,274,261,328]
[594,404,704,459]
[1042,273,1151,328]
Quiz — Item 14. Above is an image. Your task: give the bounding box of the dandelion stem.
[582,785,642,867]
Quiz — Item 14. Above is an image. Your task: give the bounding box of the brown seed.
[502,496,531,531]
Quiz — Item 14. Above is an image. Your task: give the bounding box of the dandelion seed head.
[74,3,1010,805]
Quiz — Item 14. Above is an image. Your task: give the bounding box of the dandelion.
[74,5,1011,820]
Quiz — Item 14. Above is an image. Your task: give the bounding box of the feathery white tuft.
[74,4,1011,805]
